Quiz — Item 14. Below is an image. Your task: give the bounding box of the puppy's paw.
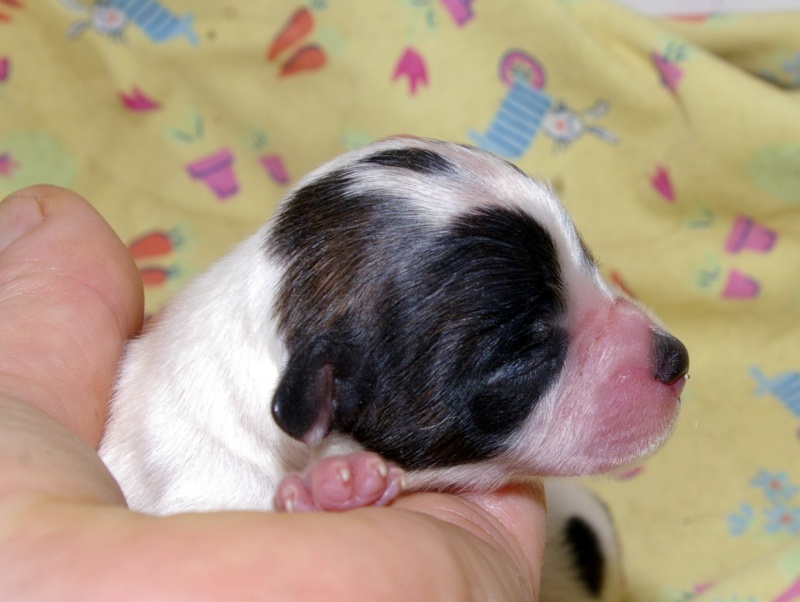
[274,452,405,512]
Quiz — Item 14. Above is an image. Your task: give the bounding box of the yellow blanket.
[3,1,800,599]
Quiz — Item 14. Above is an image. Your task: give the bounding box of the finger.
[0,186,143,447]
[394,482,547,598]
[461,481,547,591]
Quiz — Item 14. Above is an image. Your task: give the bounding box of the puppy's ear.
[271,335,363,446]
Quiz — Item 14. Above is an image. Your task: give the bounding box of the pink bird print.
[392,47,429,96]
[651,165,675,202]
[119,86,161,111]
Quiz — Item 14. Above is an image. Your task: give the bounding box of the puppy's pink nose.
[652,331,689,394]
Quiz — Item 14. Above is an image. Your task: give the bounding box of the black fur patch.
[361,147,456,175]
[269,165,568,469]
[271,335,363,444]
[565,517,605,598]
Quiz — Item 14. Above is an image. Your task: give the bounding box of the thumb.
[0,186,143,447]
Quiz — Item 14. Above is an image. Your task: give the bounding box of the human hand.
[0,185,546,601]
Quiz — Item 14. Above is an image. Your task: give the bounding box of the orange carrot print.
[139,266,178,287]
[128,229,181,260]
[0,0,23,22]
[610,270,636,299]
[280,45,326,77]
[268,8,314,61]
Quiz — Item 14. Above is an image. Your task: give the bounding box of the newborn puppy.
[100,138,688,600]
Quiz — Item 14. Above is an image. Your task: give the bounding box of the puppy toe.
[309,452,405,511]
[274,473,317,513]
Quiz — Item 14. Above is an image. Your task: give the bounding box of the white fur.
[100,233,308,512]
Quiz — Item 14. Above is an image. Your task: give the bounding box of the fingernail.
[0,195,44,253]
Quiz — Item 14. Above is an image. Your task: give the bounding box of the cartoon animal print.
[469,50,617,158]
[60,0,197,45]
[469,50,550,158]
[541,99,618,150]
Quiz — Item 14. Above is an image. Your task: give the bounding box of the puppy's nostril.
[651,331,690,386]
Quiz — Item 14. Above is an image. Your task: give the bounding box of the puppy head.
[267,138,688,479]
